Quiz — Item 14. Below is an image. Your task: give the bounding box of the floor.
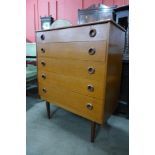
[26,86,41,111]
[26,96,42,110]
[26,94,129,155]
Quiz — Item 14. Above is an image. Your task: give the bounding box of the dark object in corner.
[40,16,54,30]
[115,5,129,60]
[114,5,129,118]
[46,101,51,119]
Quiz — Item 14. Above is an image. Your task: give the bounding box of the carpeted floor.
[26,101,129,155]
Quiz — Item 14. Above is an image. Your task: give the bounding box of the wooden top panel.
[36,24,109,43]
[36,19,125,33]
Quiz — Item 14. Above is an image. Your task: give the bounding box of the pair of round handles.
[40,29,97,40]
[41,73,94,92]
[41,61,95,74]
[41,47,96,55]
[40,28,96,55]
[42,87,93,110]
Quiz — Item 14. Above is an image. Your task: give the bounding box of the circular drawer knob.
[42,74,46,79]
[89,29,96,37]
[41,61,46,66]
[86,103,93,110]
[87,84,94,92]
[41,48,45,53]
[88,67,95,74]
[42,88,47,93]
[88,48,96,55]
[40,34,45,40]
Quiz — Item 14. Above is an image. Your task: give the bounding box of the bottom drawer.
[39,84,105,124]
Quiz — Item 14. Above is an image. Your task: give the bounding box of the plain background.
[0,0,155,154]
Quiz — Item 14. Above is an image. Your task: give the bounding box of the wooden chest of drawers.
[36,20,125,141]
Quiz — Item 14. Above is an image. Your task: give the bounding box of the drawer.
[38,71,105,99]
[39,84,104,124]
[36,24,109,43]
[37,41,107,62]
[37,58,106,82]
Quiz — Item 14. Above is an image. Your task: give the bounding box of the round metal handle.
[89,29,96,37]
[88,48,96,55]
[41,48,45,53]
[87,84,94,92]
[42,74,46,79]
[88,67,95,74]
[86,103,93,110]
[40,34,45,40]
[41,61,46,66]
[42,88,47,93]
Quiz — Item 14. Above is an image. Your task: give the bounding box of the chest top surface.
[36,19,125,44]
[36,19,125,33]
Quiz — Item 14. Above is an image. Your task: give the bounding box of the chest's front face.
[36,23,109,124]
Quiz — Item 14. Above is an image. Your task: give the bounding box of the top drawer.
[36,24,109,43]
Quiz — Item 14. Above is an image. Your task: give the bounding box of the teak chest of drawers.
[36,20,125,142]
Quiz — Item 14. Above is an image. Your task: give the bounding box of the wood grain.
[39,83,104,124]
[36,21,125,125]
[37,41,107,62]
[36,19,125,32]
[36,24,109,43]
[38,70,105,99]
[37,57,106,82]
[104,23,125,121]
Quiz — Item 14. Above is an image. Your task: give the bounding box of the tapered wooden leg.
[91,121,96,143]
[46,101,51,119]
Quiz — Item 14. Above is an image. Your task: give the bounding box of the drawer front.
[37,58,106,81]
[36,24,108,43]
[37,41,107,62]
[39,84,104,124]
[38,71,105,99]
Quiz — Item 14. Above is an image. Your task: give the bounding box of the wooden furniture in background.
[115,5,129,117]
[36,19,125,142]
